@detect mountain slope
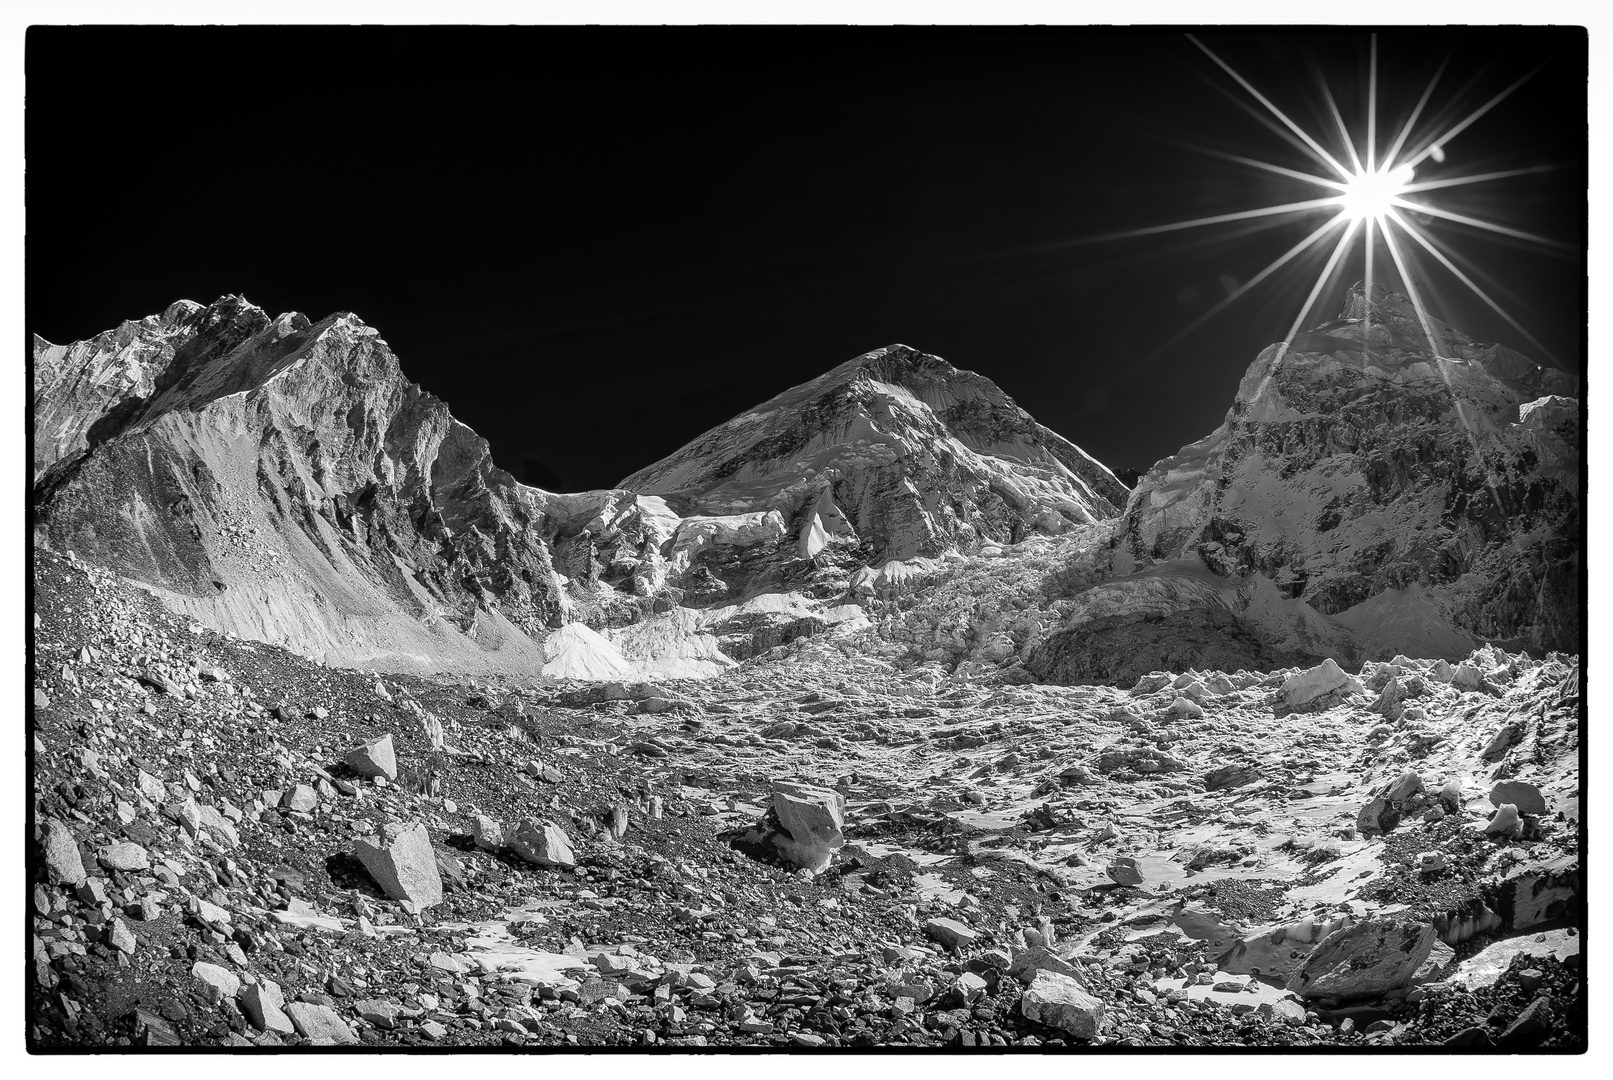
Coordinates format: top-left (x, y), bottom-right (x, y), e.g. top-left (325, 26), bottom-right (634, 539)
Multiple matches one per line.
top-left (32, 297), bottom-right (683, 673)
top-left (620, 344), bottom-right (1128, 564)
top-left (33, 307), bottom-right (1129, 675)
top-left (1032, 285), bottom-right (1579, 682)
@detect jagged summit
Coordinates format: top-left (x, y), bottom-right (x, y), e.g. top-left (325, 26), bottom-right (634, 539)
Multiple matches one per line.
top-left (32, 296), bottom-right (639, 673)
top-left (32, 305), bottom-right (1133, 674)
top-left (1288, 283), bottom-right (1577, 395)
top-left (1029, 286), bottom-right (1582, 682)
top-left (621, 343), bottom-right (1127, 563)
top-left (32, 296), bottom-right (391, 492)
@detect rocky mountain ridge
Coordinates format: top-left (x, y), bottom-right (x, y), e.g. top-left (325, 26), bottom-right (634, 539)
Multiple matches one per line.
top-left (32, 301), bottom-right (1127, 676)
top-left (620, 343), bottom-right (1128, 563)
top-left (1030, 285), bottom-right (1579, 684)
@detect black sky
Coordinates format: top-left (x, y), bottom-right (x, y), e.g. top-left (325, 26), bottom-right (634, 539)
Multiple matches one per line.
top-left (27, 26), bottom-right (1585, 491)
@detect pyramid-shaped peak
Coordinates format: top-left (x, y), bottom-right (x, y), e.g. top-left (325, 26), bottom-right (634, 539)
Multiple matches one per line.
top-left (619, 343), bottom-right (1127, 558)
top-left (813, 343), bottom-right (963, 391)
top-left (1338, 281), bottom-right (1420, 323)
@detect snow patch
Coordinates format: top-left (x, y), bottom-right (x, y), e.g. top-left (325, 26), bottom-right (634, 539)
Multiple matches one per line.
top-left (540, 623), bottom-right (638, 681)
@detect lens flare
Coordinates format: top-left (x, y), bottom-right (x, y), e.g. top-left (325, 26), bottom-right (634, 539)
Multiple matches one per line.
top-left (1093, 33), bottom-right (1572, 375)
top-left (1338, 163), bottom-right (1416, 223)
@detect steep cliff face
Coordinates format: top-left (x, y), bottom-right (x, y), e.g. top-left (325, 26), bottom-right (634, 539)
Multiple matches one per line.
top-left (620, 344), bottom-right (1128, 566)
top-left (35, 299), bottom-right (222, 489)
top-left (32, 297), bottom-right (681, 672)
top-left (1032, 285), bottom-right (1579, 683)
top-left (36, 306), bottom-right (1132, 675)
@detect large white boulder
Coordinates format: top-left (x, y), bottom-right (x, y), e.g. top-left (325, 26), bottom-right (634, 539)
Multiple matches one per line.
top-left (241, 978), bottom-right (295, 1034)
top-left (769, 780), bottom-right (846, 873)
top-left (1021, 969), bottom-right (1106, 1039)
top-left (472, 815), bottom-right (506, 852)
top-left (285, 1001), bottom-right (358, 1045)
top-left (354, 822), bottom-right (443, 910)
top-left (191, 961), bottom-right (241, 1005)
top-left (509, 819), bottom-right (576, 868)
top-left (345, 734), bottom-right (398, 781)
top-left (41, 819), bottom-right (86, 886)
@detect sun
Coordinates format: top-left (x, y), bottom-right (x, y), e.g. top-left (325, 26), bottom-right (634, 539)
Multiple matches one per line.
top-left (1338, 163), bottom-right (1416, 224)
top-left (1084, 33), bottom-right (1570, 371)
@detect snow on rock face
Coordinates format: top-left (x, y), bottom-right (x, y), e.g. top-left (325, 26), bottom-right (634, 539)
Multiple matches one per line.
top-left (668, 510), bottom-right (788, 572)
top-left (31, 297), bottom-right (692, 674)
top-left (32, 298), bottom-right (206, 487)
top-left (540, 623), bottom-right (638, 681)
top-left (34, 311), bottom-right (1133, 676)
top-left (607, 607), bottom-right (737, 680)
top-left (619, 344), bottom-right (1127, 564)
top-left (798, 485), bottom-right (856, 559)
top-left (1113, 284), bottom-right (1578, 660)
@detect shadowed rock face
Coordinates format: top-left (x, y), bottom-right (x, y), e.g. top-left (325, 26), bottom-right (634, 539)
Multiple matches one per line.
top-left (34, 306), bottom-right (1126, 675)
top-left (1098, 285), bottom-right (1578, 665)
top-left (32, 296), bottom-right (677, 673)
top-left (620, 344), bottom-right (1128, 564)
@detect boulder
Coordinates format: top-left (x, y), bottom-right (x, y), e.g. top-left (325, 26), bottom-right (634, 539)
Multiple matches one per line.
top-left (924, 917), bottom-right (978, 951)
top-left (136, 770), bottom-right (167, 802)
top-left (41, 819), bottom-right (86, 886)
top-left (1357, 796), bottom-right (1397, 837)
top-left (241, 978), bottom-right (295, 1034)
top-left (1498, 997), bottom-right (1554, 1046)
top-left (345, 734), bottom-right (398, 782)
top-left (191, 961), bottom-right (241, 1005)
top-left (354, 823), bottom-right (443, 910)
top-left (282, 784), bottom-right (318, 812)
top-left (1489, 781), bottom-right (1547, 817)
top-left (1384, 770), bottom-right (1423, 804)
top-left (1010, 946), bottom-right (1087, 988)
top-left (285, 1001), bottom-right (358, 1045)
top-left (96, 841), bottom-right (149, 872)
top-left (1483, 804), bottom-right (1522, 838)
top-left (509, 819), bottom-right (576, 868)
top-left (1288, 918), bottom-right (1436, 1000)
top-left (107, 918), bottom-right (137, 955)
top-left (769, 780), bottom-right (846, 873)
top-left (471, 815), bottom-right (506, 852)
top-left (196, 804), bottom-right (239, 849)
top-left (1020, 969), bottom-right (1106, 1039)
top-left (1106, 857), bottom-right (1144, 886)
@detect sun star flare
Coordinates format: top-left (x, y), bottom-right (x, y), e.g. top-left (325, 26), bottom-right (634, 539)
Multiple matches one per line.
top-left (1117, 34), bottom-right (1572, 374)
top-left (1338, 163), bottom-right (1416, 224)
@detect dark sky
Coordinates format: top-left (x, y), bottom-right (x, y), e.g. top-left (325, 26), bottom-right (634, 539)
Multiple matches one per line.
top-left (27, 27), bottom-right (1585, 491)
